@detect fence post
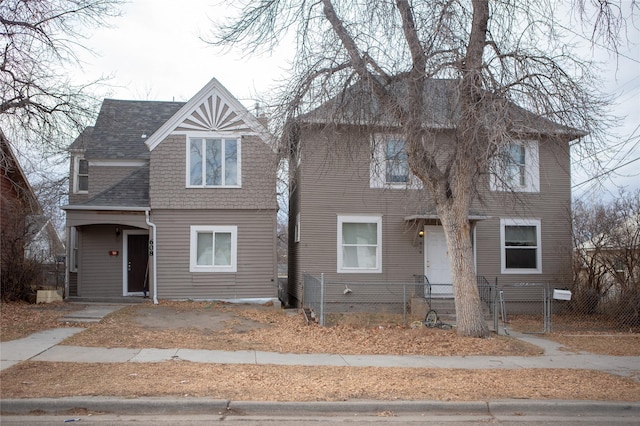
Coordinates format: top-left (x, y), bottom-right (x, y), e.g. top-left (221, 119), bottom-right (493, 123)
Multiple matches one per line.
top-left (403, 284), bottom-right (407, 325)
top-left (493, 277), bottom-right (499, 333)
top-left (320, 273), bottom-right (325, 326)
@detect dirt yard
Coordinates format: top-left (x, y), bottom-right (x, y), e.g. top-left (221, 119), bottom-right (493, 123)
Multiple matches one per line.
top-left (2, 301), bottom-right (639, 402)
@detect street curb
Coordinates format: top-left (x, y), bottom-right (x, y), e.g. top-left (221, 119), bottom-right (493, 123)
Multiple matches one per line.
top-left (2, 398), bottom-right (639, 416)
top-left (487, 400), bottom-right (640, 416)
top-left (228, 400), bottom-right (488, 415)
top-left (0, 397), bottom-right (229, 415)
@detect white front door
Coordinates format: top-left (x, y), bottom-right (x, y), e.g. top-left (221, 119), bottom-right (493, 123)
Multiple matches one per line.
top-left (424, 226), bottom-right (453, 297)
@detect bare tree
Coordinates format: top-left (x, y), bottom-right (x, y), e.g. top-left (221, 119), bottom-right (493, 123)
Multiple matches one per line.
top-left (213, 0), bottom-right (635, 336)
top-left (0, 0), bottom-right (123, 154)
top-left (573, 191), bottom-right (640, 325)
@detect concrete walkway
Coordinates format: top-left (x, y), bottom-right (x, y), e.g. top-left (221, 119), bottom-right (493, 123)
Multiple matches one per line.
top-left (0, 303), bottom-right (637, 380)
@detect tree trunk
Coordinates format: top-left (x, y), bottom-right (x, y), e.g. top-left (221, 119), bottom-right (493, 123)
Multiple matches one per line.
top-left (438, 206), bottom-right (490, 337)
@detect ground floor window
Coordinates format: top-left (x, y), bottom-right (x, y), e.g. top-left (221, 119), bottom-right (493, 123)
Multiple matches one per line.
top-left (337, 215), bottom-right (382, 273)
top-left (189, 225), bottom-right (237, 272)
top-left (500, 218), bottom-right (541, 274)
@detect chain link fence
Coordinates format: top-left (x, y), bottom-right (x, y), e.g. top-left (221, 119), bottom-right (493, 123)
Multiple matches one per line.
top-left (302, 273), bottom-right (639, 333)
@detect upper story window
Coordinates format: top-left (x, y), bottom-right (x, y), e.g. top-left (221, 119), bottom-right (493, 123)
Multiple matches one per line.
top-left (73, 157), bottom-right (88, 194)
top-left (370, 135), bottom-right (419, 189)
top-left (187, 137), bottom-right (241, 188)
top-left (500, 218), bottom-right (542, 274)
top-left (491, 140), bottom-right (539, 193)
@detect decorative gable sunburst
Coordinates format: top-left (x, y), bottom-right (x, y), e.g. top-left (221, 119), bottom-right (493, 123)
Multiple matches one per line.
top-left (145, 77), bottom-right (273, 152)
top-left (175, 94), bottom-right (251, 133)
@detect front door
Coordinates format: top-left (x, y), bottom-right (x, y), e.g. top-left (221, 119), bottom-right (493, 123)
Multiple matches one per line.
top-left (424, 226), bottom-right (453, 297)
top-left (126, 234), bottom-right (149, 294)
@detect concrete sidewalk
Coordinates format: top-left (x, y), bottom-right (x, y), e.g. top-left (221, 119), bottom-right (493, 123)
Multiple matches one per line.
top-left (1, 325), bottom-right (638, 379)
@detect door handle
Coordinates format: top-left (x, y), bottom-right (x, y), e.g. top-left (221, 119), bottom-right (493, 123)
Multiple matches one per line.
top-left (128, 261), bottom-right (132, 272)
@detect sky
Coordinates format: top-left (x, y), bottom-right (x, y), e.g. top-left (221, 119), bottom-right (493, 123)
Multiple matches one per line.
top-left (68, 0), bottom-right (639, 201)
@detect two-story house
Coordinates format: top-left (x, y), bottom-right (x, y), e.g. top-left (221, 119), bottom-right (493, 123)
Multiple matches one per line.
top-left (286, 78), bottom-right (581, 310)
top-left (63, 78), bottom-right (278, 303)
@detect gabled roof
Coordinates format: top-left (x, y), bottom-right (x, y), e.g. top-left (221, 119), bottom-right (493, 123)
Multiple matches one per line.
top-left (1, 129), bottom-right (41, 213)
top-left (81, 99), bottom-right (185, 159)
top-left (300, 78), bottom-right (585, 140)
top-left (145, 77), bottom-right (273, 151)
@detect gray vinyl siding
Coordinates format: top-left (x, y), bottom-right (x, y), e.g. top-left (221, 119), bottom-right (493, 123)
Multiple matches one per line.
top-left (153, 209), bottom-right (277, 300)
top-left (150, 134), bottom-right (276, 210)
top-left (292, 126), bottom-right (572, 305)
top-left (474, 136), bottom-right (573, 292)
top-left (292, 127), bottom-right (427, 305)
top-left (76, 225), bottom-right (129, 297)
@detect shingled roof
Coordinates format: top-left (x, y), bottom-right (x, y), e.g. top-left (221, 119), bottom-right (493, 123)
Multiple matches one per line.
top-left (80, 164), bottom-right (150, 208)
top-left (78, 99), bottom-right (185, 160)
top-left (300, 78), bottom-right (584, 139)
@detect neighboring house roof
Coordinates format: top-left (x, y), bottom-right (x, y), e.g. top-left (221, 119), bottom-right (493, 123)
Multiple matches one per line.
top-left (1, 129), bottom-right (64, 256)
top-left (299, 78), bottom-right (585, 139)
top-left (79, 164), bottom-right (150, 208)
top-left (1, 129), bottom-right (40, 213)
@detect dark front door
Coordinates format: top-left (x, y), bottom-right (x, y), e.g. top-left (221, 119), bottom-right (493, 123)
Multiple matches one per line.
top-left (127, 234), bottom-right (149, 293)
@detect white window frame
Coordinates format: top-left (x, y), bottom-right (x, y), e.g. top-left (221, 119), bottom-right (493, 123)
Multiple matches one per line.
top-left (490, 140), bottom-right (539, 193)
top-left (337, 215), bottom-right (382, 273)
top-left (186, 134), bottom-right (242, 188)
top-left (73, 156), bottom-right (89, 194)
top-left (189, 225), bottom-right (238, 273)
top-left (69, 226), bottom-right (78, 272)
top-left (500, 218), bottom-right (542, 274)
top-left (370, 134), bottom-right (420, 189)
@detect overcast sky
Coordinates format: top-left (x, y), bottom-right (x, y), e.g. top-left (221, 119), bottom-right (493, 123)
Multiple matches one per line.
top-left (70, 0), bottom-right (639, 200)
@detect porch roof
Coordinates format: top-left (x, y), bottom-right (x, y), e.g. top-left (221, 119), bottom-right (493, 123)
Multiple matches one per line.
top-left (404, 213), bottom-right (492, 222)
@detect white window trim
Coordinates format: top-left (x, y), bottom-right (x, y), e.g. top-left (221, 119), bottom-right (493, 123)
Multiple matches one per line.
top-left (189, 225), bottom-right (238, 273)
top-left (337, 215), bottom-right (382, 273)
top-left (73, 156), bottom-right (88, 194)
top-left (370, 134), bottom-right (421, 189)
top-left (185, 134), bottom-right (242, 188)
top-left (490, 140), bottom-right (539, 193)
top-left (500, 218), bottom-right (542, 274)
top-left (69, 226), bottom-right (78, 272)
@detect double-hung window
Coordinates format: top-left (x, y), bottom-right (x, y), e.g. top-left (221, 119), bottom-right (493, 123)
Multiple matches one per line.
top-left (370, 135), bottom-right (415, 188)
top-left (74, 157), bottom-right (88, 193)
top-left (337, 215), bottom-right (382, 273)
top-left (491, 140), bottom-right (539, 192)
top-left (190, 225), bottom-right (237, 273)
top-left (500, 218), bottom-right (542, 274)
top-left (188, 137), bottom-right (240, 187)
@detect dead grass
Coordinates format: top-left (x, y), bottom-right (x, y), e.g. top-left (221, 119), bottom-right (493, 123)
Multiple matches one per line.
top-left (507, 314), bottom-right (640, 356)
top-left (2, 362), bottom-right (638, 401)
top-left (546, 333), bottom-right (640, 356)
top-left (0, 302), bottom-right (87, 341)
top-left (60, 302), bottom-right (542, 356)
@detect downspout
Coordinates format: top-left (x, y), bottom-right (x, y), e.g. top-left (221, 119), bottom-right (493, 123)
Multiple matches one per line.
top-left (145, 210), bottom-right (158, 305)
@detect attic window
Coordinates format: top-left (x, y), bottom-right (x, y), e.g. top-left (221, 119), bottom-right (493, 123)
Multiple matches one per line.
top-left (187, 137), bottom-right (241, 188)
